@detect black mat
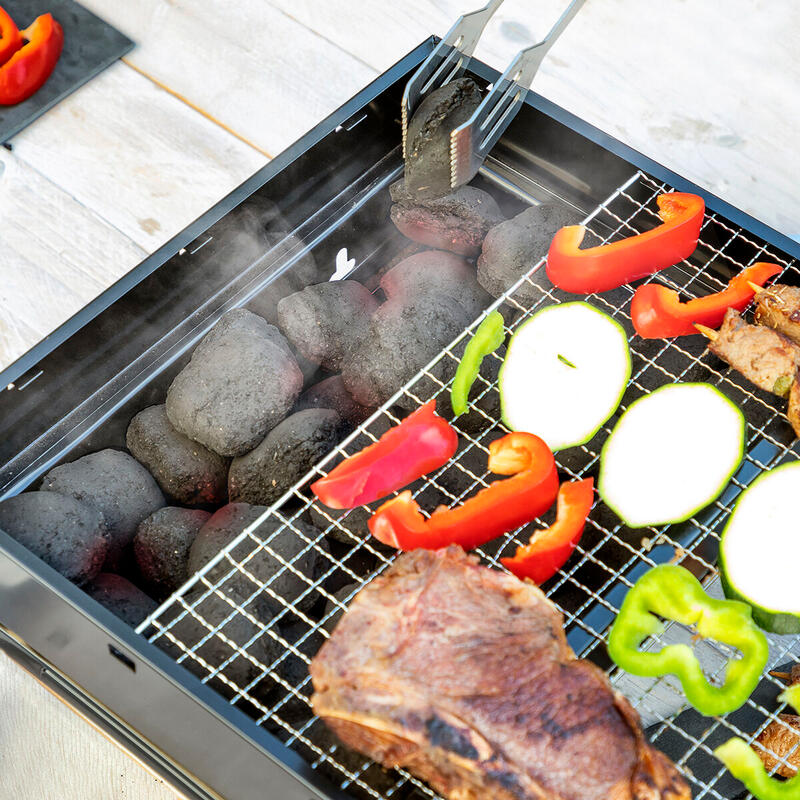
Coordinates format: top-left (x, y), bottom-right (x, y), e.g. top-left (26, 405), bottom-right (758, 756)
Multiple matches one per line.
top-left (0, 0), bottom-right (133, 142)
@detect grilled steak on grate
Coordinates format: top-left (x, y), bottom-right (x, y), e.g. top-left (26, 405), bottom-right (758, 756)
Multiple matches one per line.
top-left (311, 547), bottom-right (689, 800)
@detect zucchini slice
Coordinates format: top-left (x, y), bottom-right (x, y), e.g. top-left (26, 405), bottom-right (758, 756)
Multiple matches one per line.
top-left (499, 302), bottom-right (631, 450)
top-left (599, 383), bottom-right (745, 528)
top-left (720, 462), bottom-right (800, 634)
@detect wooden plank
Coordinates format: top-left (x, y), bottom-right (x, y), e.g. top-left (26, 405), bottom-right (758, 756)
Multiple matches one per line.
top-left (264, 0), bottom-right (800, 240)
top-left (78, 0), bottom-right (377, 157)
top-left (0, 654), bottom-right (177, 800)
top-left (0, 146), bottom-right (146, 371)
top-left (10, 62), bottom-right (267, 253)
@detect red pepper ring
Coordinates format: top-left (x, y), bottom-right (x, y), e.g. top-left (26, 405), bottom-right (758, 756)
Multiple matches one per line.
top-left (311, 400), bottom-right (458, 510)
top-left (546, 193), bottom-right (705, 294)
top-left (368, 432), bottom-right (559, 551)
top-left (501, 477), bottom-right (594, 584)
top-left (0, 6), bottom-right (22, 67)
top-left (631, 262), bottom-right (782, 339)
top-left (0, 13), bottom-right (63, 106)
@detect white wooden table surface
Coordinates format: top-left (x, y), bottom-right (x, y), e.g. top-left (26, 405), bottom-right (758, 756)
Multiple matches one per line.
top-left (0, 0), bottom-right (796, 796)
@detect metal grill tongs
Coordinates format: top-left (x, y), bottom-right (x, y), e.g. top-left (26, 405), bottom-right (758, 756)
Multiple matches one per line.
top-left (401, 0), bottom-right (587, 189)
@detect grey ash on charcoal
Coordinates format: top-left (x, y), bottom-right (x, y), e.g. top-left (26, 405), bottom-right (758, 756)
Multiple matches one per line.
top-left (390, 180), bottom-right (504, 257)
top-left (166, 309), bottom-right (303, 457)
top-left (229, 409), bottom-right (342, 506)
top-left (134, 507), bottom-right (211, 598)
top-left (0, 492), bottom-right (107, 585)
top-left (277, 281), bottom-right (378, 372)
top-left (85, 573), bottom-right (158, 627)
top-left (40, 449), bottom-right (164, 569)
top-left (294, 375), bottom-right (373, 427)
top-left (127, 404), bottom-right (229, 507)
top-left (188, 503), bottom-right (328, 616)
top-left (477, 202), bottom-right (583, 305)
top-left (403, 78), bottom-right (483, 200)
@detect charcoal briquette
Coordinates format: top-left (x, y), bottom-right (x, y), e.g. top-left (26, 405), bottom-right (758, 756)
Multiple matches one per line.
top-left (40, 449), bottom-right (165, 568)
top-left (127, 404), bottom-right (229, 507)
top-left (277, 281), bottom-right (378, 372)
top-left (341, 292), bottom-right (467, 409)
top-left (477, 202), bottom-right (583, 305)
top-left (0, 491), bottom-right (107, 585)
top-left (134, 506), bottom-right (211, 598)
top-left (390, 181), bottom-right (504, 257)
top-left (380, 249), bottom-right (493, 321)
top-left (294, 375), bottom-right (373, 427)
top-left (228, 409), bottom-right (342, 506)
top-left (188, 503), bottom-right (327, 616)
top-left (165, 309), bottom-right (303, 457)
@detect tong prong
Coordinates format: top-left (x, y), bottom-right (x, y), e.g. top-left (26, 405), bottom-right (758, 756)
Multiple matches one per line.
top-left (450, 0), bottom-right (587, 188)
top-left (402, 0), bottom-right (505, 159)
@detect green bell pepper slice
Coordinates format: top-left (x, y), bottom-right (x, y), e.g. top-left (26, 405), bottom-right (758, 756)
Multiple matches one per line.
top-left (715, 685), bottom-right (800, 799)
top-left (608, 564), bottom-right (768, 716)
top-left (450, 311), bottom-right (505, 416)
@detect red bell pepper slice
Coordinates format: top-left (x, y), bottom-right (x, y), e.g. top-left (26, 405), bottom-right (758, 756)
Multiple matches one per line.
top-left (630, 262), bottom-right (782, 339)
top-left (546, 193), bottom-right (705, 294)
top-left (0, 7), bottom-right (22, 67)
top-left (0, 13), bottom-right (63, 106)
top-left (311, 400), bottom-right (458, 509)
top-left (368, 432), bottom-right (559, 551)
top-left (500, 477), bottom-right (593, 584)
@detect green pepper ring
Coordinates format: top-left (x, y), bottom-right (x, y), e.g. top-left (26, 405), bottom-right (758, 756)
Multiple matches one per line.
top-left (608, 564), bottom-right (768, 717)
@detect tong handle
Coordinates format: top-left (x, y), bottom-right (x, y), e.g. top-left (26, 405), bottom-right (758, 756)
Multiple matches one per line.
top-left (450, 0), bottom-right (587, 187)
top-left (402, 0), bottom-right (505, 158)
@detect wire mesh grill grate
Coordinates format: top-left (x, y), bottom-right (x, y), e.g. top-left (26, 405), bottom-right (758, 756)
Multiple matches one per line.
top-left (139, 169), bottom-right (800, 800)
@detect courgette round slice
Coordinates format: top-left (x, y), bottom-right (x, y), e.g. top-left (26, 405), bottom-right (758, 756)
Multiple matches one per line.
top-left (599, 383), bottom-right (745, 528)
top-left (499, 302), bottom-right (631, 451)
top-left (719, 461), bottom-right (800, 634)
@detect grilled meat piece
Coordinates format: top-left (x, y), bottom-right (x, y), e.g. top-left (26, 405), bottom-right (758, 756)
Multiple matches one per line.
top-left (755, 283), bottom-right (800, 346)
top-left (754, 714), bottom-right (800, 778)
top-left (311, 547), bottom-right (689, 800)
top-left (708, 308), bottom-right (800, 395)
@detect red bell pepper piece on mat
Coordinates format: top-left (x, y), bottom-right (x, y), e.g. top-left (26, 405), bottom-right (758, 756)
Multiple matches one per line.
top-left (311, 400), bottom-right (458, 510)
top-left (368, 432), bottom-right (559, 551)
top-left (0, 13), bottom-right (63, 106)
top-left (546, 193), bottom-right (705, 294)
top-left (501, 477), bottom-right (593, 584)
top-left (0, 7), bottom-right (22, 67)
top-left (630, 262), bottom-right (781, 339)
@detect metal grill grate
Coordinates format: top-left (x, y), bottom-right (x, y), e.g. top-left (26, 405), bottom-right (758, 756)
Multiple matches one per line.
top-left (138, 169), bottom-right (800, 800)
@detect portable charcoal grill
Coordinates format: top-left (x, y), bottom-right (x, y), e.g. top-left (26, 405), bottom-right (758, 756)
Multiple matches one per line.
top-left (1, 35), bottom-right (800, 800)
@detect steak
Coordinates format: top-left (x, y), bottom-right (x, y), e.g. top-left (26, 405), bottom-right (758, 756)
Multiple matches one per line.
top-left (310, 547), bottom-right (689, 800)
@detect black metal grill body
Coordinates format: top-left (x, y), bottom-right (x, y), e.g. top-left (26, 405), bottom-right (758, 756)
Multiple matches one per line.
top-left (1, 39), bottom-right (799, 800)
